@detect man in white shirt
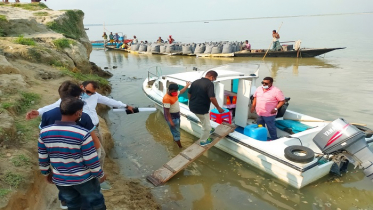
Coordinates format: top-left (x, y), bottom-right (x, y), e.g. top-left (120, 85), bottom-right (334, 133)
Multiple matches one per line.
top-left (26, 80), bottom-right (133, 190)
top-left (132, 35), bottom-right (138, 44)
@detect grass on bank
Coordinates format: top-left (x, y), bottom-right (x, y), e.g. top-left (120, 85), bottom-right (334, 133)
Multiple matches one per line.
top-left (11, 154), bottom-right (30, 167)
top-left (0, 188), bottom-right (11, 198)
top-left (0, 92), bottom-right (41, 114)
top-left (20, 92), bottom-right (40, 113)
top-left (52, 38), bottom-right (76, 50)
top-left (46, 10), bottom-right (84, 40)
top-left (0, 15), bottom-right (6, 21)
top-left (15, 118), bottom-right (40, 142)
top-left (14, 35), bottom-right (35, 46)
top-left (61, 68), bottom-right (109, 87)
top-left (3, 172), bottom-right (24, 188)
top-left (33, 11), bottom-right (49, 16)
top-left (0, 2), bottom-right (48, 11)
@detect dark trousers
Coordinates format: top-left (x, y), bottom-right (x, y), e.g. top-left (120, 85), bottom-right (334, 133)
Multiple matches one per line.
top-left (257, 115), bottom-right (277, 140)
top-left (57, 178), bottom-right (106, 210)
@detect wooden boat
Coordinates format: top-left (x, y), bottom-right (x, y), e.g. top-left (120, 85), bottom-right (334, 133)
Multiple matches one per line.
top-left (106, 45), bottom-right (344, 58)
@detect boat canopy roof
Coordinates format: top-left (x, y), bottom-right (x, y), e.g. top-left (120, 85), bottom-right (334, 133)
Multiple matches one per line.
top-left (165, 65), bottom-right (259, 83)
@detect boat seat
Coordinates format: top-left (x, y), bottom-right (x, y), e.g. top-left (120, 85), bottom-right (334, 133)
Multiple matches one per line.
top-left (276, 97), bottom-right (290, 118)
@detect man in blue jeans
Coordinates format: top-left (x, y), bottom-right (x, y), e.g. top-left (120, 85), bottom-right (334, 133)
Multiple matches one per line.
top-left (163, 83), bottom-right (190, 148)
top-left (250, 76), bottom-right (285, 140)
top-left (38, 97), bottom-right (106, 210)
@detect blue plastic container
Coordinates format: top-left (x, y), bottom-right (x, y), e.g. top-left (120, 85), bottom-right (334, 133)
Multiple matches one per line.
top-left (244, 124), bottom-right (268, 141)
top-left (244, 124), bottom-right (258, 136)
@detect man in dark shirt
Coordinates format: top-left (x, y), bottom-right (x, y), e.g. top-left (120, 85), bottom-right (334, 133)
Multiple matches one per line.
top-left (41, 106), bottom-right (94, 132)
top-left (188, 71), bottom-right (224, 146)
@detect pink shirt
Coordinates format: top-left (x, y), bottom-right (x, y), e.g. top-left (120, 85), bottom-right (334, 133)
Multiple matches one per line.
top-left (254, 86), bottom-right (285, 116)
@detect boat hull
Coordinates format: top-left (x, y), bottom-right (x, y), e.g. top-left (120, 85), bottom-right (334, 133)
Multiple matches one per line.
top-left (106, 46), bottom-right (344, 58)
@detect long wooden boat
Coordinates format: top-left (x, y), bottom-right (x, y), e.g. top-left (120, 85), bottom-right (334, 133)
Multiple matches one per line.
top-left (105, 46), bottom-right (345, 58)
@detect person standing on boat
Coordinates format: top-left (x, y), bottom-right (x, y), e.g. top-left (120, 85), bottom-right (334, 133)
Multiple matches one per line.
top-left (132, 35), bottom-right (138, 44)
top-left (157, 37), bottom-right (164, 43)
top-left (163, 83), bottom-right (190, 148)
top-left (168, 35), bottom-right (175, 44)
top-left (102, 32), bottom-right (108, 45)
top-left (188, 71), bottom-right (224, 146)
top-left (109, 32), bottom-right (114, 44)
top-left (114, 33), bottom-right (119, 44)
top-left (272, 30), bottom-right (281, 51)
top-left (250, 77), bottom-right (285, 140)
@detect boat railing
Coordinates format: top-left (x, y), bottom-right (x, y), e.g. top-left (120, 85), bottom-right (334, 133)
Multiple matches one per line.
top-left (147, 66), bottom-right (162, 86)
top-left (201, 64), bottom-right (260, 78)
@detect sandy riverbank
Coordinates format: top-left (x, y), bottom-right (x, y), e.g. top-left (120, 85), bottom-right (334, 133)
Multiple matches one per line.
top-left (0, 3), bottom-right (159, 210)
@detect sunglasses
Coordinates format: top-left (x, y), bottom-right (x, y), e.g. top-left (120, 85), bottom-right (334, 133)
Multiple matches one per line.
top-left (261, 81), bottom-right (269, 85)
top-left (85, 89), bottom-right (96, 95)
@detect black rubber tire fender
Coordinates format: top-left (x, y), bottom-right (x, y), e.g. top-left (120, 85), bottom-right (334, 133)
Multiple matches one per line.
top-left (352, 124), bottom-right (373, 138)
top-left (284, 145), bottom-right (315, 163)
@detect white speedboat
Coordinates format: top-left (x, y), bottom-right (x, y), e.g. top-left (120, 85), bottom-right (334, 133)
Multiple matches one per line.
top-left (142, 65), bottom-right (373, 189)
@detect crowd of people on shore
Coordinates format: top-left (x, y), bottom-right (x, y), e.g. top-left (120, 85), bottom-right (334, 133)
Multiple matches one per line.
top-left (27, 80), bottom-right (133, 210)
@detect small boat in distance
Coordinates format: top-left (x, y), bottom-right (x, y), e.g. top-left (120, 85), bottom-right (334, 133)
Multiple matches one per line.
top-left (142, 65), bottom-right (373, 188)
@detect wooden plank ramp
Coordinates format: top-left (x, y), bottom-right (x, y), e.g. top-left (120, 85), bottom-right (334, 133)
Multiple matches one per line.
top-left (146, 122), bottom-right (236, 186)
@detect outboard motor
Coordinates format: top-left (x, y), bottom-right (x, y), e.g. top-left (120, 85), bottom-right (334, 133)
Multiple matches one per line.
top-left (313, 118), bottom-right (373, 182)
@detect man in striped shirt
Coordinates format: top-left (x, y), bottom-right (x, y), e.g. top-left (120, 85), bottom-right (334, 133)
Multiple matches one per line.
top-left (38, 97), bottom-right (106, 210)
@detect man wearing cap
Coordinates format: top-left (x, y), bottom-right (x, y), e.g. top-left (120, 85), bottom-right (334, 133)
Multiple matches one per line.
top-left (250, 76), bottom-right (285, 140)
top-left (163, 82), bottom-right (190, 148)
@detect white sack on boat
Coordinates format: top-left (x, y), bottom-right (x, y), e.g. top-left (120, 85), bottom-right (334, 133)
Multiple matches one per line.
top-left (131, 44), bottom-right (140, 51)
top-left (211, 44), bottom-right (223, 54)
top-left (222, 43), bottom-right (233, 53)
top-left (204, 44), bottom-right (213, 54)
top-left (194, 43), bottom-right (205, 54)
top-left (160, 45), bottom-right (166, 53)
top-left (182, 44), bottom-right (193, 54)
top-left (139, 44), bottom-right (147, 52)
top-left (151, 43), bottom-right (160, 53)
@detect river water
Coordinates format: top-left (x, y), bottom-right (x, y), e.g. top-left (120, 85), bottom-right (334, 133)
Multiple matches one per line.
top-left (84, 14), bottom-right (373, 210)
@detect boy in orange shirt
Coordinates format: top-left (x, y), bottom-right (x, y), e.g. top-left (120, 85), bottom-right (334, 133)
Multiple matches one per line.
top-left (163, 83), bottom-right (190, 148)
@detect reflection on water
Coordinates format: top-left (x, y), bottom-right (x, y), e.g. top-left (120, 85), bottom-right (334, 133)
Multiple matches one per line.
top-left (90, 50), bottom-right (373, 210)
top-left (102, 50), bottom-right (338, 80)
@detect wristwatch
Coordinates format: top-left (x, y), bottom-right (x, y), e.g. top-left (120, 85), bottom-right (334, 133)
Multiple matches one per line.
top-left (274, 108), bottom-right (278, 111)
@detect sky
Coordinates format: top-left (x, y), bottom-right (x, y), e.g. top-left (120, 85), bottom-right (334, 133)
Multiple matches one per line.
top-left (41, 0), bottom-right (373, 25)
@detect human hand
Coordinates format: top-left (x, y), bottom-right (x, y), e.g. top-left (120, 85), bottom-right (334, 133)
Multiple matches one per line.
top-left (217, 107), bottom-right (225, 113)
top-left (46, 173), bottom-right (53, 184)
top-left (26, 110), bottom-right (39, 120)
top-left (126, 106), bottom-right (134, 113)
top-left (99, 174), bottom-right (107, 183)
top-left (250, 106), bottom-right (255, 113)
top-left (185, 81), bottom-right (191, 87)
top-left (271, 108), bottom-right (277, 114)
